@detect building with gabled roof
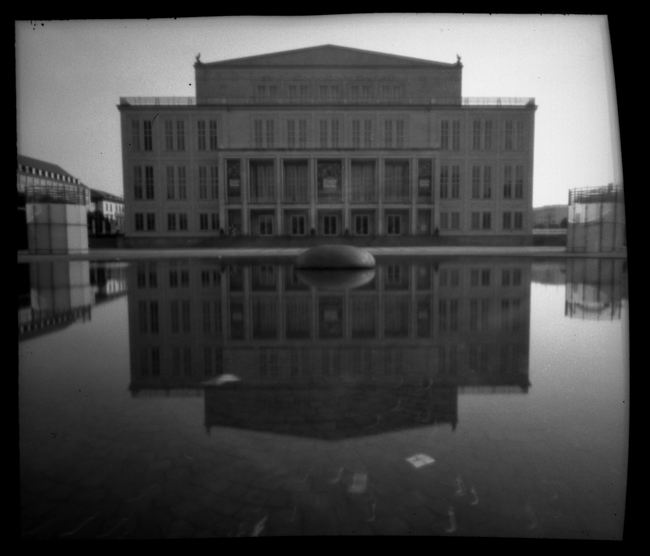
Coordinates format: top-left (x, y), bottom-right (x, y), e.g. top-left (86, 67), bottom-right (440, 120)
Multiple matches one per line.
top-left (118, 44), bottom-right (536, 246)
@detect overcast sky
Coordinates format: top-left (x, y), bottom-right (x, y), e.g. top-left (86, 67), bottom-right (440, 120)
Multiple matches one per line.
top-left (15, 14), bottom-right (621, 207)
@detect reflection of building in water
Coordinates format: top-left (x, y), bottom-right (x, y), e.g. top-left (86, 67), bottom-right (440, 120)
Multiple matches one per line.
top-left (18, 261), bottom-right (93, 340)
top-left (531, 260), bottom-right (566, 285)
top-left (567, 185), bottom-right (625, 253)
top-left (90, 262), bottom-right (129, 304)
top-left (565, 258), bottom-right (628, 320)
top-left (127, 259), bottom-right (531, 438)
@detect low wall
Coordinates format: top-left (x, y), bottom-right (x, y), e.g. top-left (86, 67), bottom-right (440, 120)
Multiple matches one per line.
top-left (118, 234), bottom-right (534, 250)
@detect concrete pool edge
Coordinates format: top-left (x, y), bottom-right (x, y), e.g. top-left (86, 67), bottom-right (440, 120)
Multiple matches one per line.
top-left (17, 246), bottom-right (627, 263)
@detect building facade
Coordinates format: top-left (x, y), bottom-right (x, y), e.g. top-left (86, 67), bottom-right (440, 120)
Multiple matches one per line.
top-left (118, 45), bottom-right (536, 245)
top-left (567, 184), bottom-right (626, 253)
top-left (89, 189), bottom-right (125, 235)
top-left (17, 154), bottom-right (91, 254)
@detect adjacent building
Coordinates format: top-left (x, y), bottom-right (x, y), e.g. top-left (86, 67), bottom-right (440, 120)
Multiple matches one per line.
top-left (17, 154), bottom-right (91, 254)
top-left (89, 189), bottom-right (125, 235)
top-left (567, 184), bottom-right (625, 253)
top-left (118, 45), bottom-right (536, 246)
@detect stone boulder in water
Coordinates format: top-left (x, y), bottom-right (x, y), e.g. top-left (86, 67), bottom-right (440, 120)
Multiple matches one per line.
top-left (295, 245), bottom-right (375, 270)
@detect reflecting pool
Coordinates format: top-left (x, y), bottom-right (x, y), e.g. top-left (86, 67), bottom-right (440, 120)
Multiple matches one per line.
top-left (18, 256), bottom-right (628, 538)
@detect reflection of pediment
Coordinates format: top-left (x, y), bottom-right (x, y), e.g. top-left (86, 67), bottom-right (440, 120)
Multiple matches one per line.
top-left (203, 380), bottom-right (458, 440)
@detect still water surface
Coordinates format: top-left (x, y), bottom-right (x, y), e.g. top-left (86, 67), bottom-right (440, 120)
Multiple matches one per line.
top-left (18, 257), bottom-right (628, 539)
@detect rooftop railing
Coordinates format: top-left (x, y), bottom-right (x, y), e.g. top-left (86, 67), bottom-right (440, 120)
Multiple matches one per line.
top-left (119, 96), bottom-right (535, 107)
top-left (26, 182), bottom-right (89, 206)
top-left (569, 185), bottom-right (624, 205)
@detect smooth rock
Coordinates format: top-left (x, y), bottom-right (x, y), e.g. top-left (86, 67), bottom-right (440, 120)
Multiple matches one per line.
top-left (295, 245), bottom-right (375, 269)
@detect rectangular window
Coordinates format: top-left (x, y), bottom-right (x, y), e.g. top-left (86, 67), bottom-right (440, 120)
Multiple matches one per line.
top-left (165, 121), bottom-right (174, 151)
top-left (504, 166), bottom-right (513, 199)
top-left (178, 167), bottom-right (187, 200)
top-left (514, 212), bottom-right (523, 229)
top-left (516, 120), bottom-right (525, 151)
top-left (211, 213), bottom-right (219, 230)
top-left (505, 121), bottom-right (514, 151)
top-left (179, 213), bottom-right (188, 231)
top-left (385, 161), bottom-right (409, 202)
top-left (482, 212), bottom-right (492, 230)
top-left (288, 85), bottom-right (297, 98)
top-left (323, 215), bottom-right (338, 235)
top-left (363, 120), bottom-right (372, 148)
top-left (166, 166), bottom-right (175, 200)
top-left (515, 165), bottom-right (524, 199)
top-left (283, 161), bottom-right (309, 203)
top-left (441, 120), bottom-right (449, 150)
top-left (266, 120), bottom-right (274, 148)
top-left (452, 120), bottom-right (460, 150)
top-left (210, 166), bottom-right (218, 199)
top-left (483, 166), bottom-right (492, 199)
top-left (387, 215), bottom-right (401, 235)
top-left (176, 121), bottom-right (185, 151)
top-left (168, 213), bottom-right (177, 231)
top-left (143, 120), bottom-right (152, 151)
top-left (472, 121), bottom-right (481, 150)
top-left (440, 165), bottom-right (448, 199)
top-left (320, 120), bottom-right (328, 148)
top-left (135, 213), bottom-right (144, 231)
top-left (484, 120), bottom-right (493, 150)
top-left (209, 120), bottom-right (218, 150)
top-left (198, 120), bottom-right (206, 151)
top-left (451, 165), bottom-right (460, 199)
top-left (198, 166), bottom-right (207, 200)
top-left (331, 120), bottom-right (340, 148)
top-left (132, 121), bottom-right (140, 151)
top-left (352, 120), bottom-right (361, 148)
top-left (250, 161), bottom-right (275, 202)
top-left (254, 120), bottom-right (263, 148)
top-left (134, 167), bottom-right (143, 200)
top-left (200, 213), bottom-right (208, 230)
top-left (396, 120), bottom-right (404, 148)
top-left (351, 161), bottom-right (375, 202)
top-left (259, 215), bottom-right (274, 236)
top-left (354, 215), bottom-right (369, 235)
top-left (146, 213), bottom-right (155, 231)
top-left (290, 215), bottom-right (305, 235)
top-left (298, 120), bottom-right (307, 148)
top-left (145, 166), bottom-right (154, 200)
top-left (385, 120), bottom-right (393, 148)
top-left (503, 211), bottom-right (512, 230)
top-left (287, 120), bottom-right (296, 149)
top-left (472, 166), bottom-right (481, 199)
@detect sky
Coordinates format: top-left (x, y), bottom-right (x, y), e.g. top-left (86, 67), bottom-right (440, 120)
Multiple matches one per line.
top-left (15, 14), bottom-right (621, 207)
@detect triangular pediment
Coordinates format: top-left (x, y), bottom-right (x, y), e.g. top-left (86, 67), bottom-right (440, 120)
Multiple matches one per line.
top-left (200, 44), bottom-right (455, 68)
